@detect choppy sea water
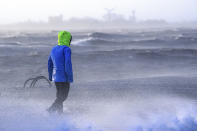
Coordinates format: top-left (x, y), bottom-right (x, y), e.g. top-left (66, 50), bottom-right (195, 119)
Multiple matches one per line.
top-left (1, 29), bottom-right (197, 131)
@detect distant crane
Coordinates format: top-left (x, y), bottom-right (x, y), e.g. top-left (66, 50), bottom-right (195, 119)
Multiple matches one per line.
top-left (132, 10), bottom-right (136, 21)
top-left (129, 10), bottom-right (136, 22)
top-left (104, 8), bottom-right (114, 22)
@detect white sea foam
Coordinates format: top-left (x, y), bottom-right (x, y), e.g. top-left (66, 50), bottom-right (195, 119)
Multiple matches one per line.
top-left (0, 94), bottom-right (197, 131)
top-left (72, 37), bottom-right (94, 46)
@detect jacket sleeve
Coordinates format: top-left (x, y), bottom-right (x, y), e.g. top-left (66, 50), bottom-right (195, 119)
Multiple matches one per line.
top-left (64, 48), bottom-right (73, 82)
top-left (48, 55), bottom-right (53, 81)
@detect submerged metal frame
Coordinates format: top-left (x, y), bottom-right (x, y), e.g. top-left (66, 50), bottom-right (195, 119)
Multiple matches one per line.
top-left (24, 76), bottom-right (52, 88)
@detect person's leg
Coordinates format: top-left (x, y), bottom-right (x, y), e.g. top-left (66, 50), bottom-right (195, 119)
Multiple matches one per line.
top-left (56, 82), bottom-right (70, 113)
top-left (57, 83), bottom-right (70, 102)
top-left (48, 82), bottom-right (70, 113)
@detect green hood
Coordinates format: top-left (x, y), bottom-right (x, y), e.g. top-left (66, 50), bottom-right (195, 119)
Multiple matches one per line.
top-left (58, 31), bottom-right (72, 47)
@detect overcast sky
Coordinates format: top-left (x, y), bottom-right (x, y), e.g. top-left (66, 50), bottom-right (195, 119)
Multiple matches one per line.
top-left (0, 0), bottom-right (197, 24)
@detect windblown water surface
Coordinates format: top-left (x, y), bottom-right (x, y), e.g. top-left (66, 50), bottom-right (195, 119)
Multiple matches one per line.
top-left (1, 29), bottom-right (197, 131)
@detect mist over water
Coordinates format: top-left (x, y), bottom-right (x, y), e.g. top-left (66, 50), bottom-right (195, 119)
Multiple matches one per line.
top-left (1, 29), bottom-right (197, 130)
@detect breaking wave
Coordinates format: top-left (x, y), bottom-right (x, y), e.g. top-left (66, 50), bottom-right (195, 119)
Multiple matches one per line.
top-left (72, 37), bottom-right (167, 46)
top-left (0, 42), bottom-right (22, 46)
top-left (71, 31), bottom-right (197, 47)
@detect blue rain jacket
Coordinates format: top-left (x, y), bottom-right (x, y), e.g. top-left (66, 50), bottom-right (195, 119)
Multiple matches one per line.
top-left (48, 31), bottom-right (73, 82)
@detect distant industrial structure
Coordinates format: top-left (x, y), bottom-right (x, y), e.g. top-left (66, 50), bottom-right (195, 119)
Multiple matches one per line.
top-left (103, 8), bottom-right (136, 23)
top-left (3, 9), bottom-right (193, 31)
top-left (48, 15), bottom-right (64, 25)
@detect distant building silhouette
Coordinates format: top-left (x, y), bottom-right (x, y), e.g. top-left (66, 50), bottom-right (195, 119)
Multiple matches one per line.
top-left (103, 8), bottom-right (128, 24)
top-left (48, 15), bottom-right (64, 25)
top-left (103, 8), bottom-right (114, 22)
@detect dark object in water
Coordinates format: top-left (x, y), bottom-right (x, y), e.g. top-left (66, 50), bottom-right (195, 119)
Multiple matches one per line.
top-left (24, 76), bottom-right (52, 88)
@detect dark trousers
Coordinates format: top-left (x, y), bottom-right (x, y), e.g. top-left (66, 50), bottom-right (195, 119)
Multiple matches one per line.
top-left (49, 82), bottom-right (70, 113)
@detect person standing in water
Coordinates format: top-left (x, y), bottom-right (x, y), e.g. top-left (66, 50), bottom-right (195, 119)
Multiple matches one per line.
top-left (47, 31), bottom-right (73, 114)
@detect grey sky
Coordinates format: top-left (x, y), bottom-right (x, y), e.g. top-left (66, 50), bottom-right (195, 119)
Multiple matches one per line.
top-left (0, 0), bottom-right (197, 24)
